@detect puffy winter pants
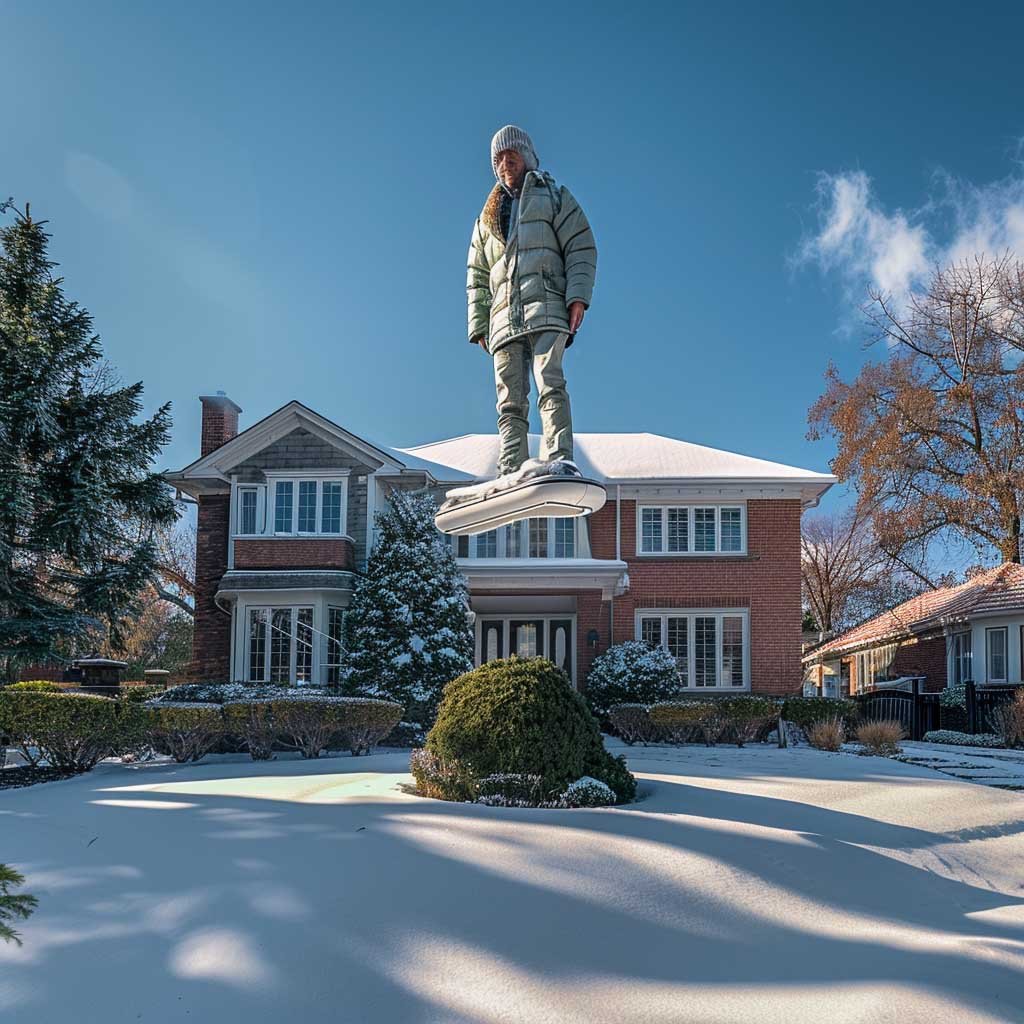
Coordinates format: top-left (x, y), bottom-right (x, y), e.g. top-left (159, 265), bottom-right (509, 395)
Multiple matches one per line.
top-left (493, 330), bottom-right (573, 476)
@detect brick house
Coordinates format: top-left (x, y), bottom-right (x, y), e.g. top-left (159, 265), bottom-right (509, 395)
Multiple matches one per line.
top-left (165, 395), bottom-right (835, 694)
top-left (801, 563), bottom-right (1024, 696)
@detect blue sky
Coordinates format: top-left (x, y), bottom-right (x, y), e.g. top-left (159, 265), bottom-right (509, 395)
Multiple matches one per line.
top-left (3, 1), bottom-right (1024, 534)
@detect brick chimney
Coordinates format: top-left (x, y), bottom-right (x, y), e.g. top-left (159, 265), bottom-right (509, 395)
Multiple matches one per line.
top-left (199, 392), bottom-right (242, 457)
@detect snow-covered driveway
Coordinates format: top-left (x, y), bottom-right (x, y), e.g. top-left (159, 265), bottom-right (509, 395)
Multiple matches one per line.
top-left (3, 742), bottom-right (1024, 1023)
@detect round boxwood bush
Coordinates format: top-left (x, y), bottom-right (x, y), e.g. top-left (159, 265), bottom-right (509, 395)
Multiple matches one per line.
top-left (417, 656), bottom-right (636, 805)
top-left (585, 640), bottom-right (682, 726)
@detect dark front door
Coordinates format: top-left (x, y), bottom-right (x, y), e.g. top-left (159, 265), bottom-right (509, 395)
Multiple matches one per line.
top-left (479, 620), bottom-right (506, 665)
top-left (549, 619), bottom-right (573, 680)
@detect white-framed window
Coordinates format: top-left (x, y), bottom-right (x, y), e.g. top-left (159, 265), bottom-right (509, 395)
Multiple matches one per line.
top-left (986, 626), bottom-right (1008, 683)
top-left (248, 605), bottom-right (315, 683)
top-left (258, 474), bottom-right (349, 537)
top-left (637, 505), bottom-right (746, 555)
top-left (238, 487), bottom-right (259, 535)
top-left (636, 608), bottom-right (749, 689)
top-left (949, 630), bottom-right (972, 686)
top-left (453, 518), bottom-right (579, 560)
top-left (325, 606), bottom-right (345, 685)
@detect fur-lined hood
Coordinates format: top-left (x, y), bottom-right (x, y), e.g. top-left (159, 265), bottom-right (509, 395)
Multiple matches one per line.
top-left (480, 171), bottom-right (556, 241)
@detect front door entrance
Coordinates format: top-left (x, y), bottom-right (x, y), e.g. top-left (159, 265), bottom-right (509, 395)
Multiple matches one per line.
top-left (477, 616), bottom-right (576, 684)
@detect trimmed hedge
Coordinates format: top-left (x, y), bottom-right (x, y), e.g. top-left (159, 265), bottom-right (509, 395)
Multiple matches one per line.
top-left (608, 704), bottom-right (663, 745)
top-left (417, 657), bottom-right (635, 805)
top-left (585, 641), bottom-right (682, 724)
top-left (263, 696), bottom-right (402, 758)
top-left (143, 703), bottom-right (224, 763)
top-left (780, 696), bottom-right (859, 731)
top-left (4, 681), bottom-right (64, 693)
top-left (649, 701), bottom-right (721, 745)
top-left (222, 700), bottom-right (277, 760)
top-left (0, 691), bottom-right (134, 771)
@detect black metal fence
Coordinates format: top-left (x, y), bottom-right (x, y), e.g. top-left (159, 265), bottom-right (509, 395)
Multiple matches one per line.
top-left (855, 680), bottom-right (1024, 739)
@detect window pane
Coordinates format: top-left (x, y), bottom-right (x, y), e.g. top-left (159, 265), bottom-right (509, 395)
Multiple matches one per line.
top-left (248, 608), bottom-right (267, 682)
top-left (326, 607), bottom-right (344, 684)
top-left (694, 616), bottom-right (717, 686)
top-left (504, 523), bottom-right (524, 558)
top-left (667, 508), bottom-right (688, 552)
top-left (694, 508), bottom-right (716, 552)
top-left (274, 481), bottom-right (293, 533)
top-left (476, 529), bottom-right (497, 557)
top-left (952, 631), bottom-right (972, 686)
top-left (554, 518), bottom-right (575, 557)
top-left (641, 508), bottom-right (662, 552)
top-left (529, 518), bottom-right (548, 558)
top-left (722, 615), bottom-right (744, 686)
top-left (720, 508), bottom-right (742, 552)
top-left (515, 623), bottom-right (538, 657)
top-left (455, 535), bottom-right (469, 558)
top-left (667, 616), bottom-right (688, 685)
top-left (298, 481), bottom-right (317, 532)
top-left (321, 482), bottom-right (343, 534)
top-left (640, 616), bottom-right (661, 647)
top-left (987, 628), bottom-right (1007, 681)
top-left (239, 489), bottom-right (257, 534)
top-left (270, 608), bottom-right (292, 682)
top-left (295, 607), bottom-right (313, 683)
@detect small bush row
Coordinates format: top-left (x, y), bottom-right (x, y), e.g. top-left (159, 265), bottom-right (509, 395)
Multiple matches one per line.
top-left (922, 730), bottom-right (1004, 747)
top-left (0, 691), bottom-right (402, 770)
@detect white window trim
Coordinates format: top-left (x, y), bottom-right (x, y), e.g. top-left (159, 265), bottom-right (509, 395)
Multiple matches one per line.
top-left (455, 517), bottom-right (579, 560)
top-left (232, 469), bottom-right (351, 539)
top-left (636, 503), bottom-right (747, 557)
top-left (474, 614), bottom-right (577, 685)
top-left (635, 607), bottom-right (750, 691)
top-left (245, 604), bottom-right (316, 684)
top-left (986, 626), bottom-right (1008, 683)
top-left (947, 629), bottom-right (973, 687)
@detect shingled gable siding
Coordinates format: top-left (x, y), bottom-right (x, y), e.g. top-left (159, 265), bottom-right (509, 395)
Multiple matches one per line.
top-left (192, 493), bottom-right (232, 681)
top-left (588, 498), bottom-right (803, 695)
top-left (233, 427), bottom-right (373, 567)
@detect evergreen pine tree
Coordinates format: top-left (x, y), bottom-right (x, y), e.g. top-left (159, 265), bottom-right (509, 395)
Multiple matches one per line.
top-left (342, 490), bottom-right (474, 724)
top-left (0, 864), bottom-right (37, 945)
top-left (0, 201), bottom-right (176, 681)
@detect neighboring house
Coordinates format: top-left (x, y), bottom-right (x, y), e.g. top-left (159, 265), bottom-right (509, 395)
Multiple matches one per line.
top-left (802, 563), bottom-right (1024, 695)
top-left (165, 395), bottom-right (835, 693)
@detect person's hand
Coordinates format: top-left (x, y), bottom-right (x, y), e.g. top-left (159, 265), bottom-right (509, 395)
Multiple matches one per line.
top-left (568, 301), bottom-right (586, 334)
top-left (474, 335), bottom-right (489, 353)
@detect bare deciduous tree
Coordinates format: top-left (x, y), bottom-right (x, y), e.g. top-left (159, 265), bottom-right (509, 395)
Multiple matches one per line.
top-left (809, 253), bottom-right (1024, 570)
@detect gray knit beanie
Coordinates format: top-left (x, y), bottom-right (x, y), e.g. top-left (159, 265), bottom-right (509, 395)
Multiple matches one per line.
top-left (491, 125), bottom-right (539, 180)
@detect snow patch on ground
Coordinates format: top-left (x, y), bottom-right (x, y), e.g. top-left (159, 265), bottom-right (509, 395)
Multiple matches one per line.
top-left (2, 741), bottom-right (1024, 1021)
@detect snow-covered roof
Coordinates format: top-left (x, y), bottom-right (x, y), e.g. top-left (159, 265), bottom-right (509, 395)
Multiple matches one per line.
top-left (399, 433), bottom-right (836, 488)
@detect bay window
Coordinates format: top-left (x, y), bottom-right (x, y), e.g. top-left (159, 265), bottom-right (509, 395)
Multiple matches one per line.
top-left (247, 605), bottom-right (315, 683)
top-left (257, 474), bottom-right (348, 537)
top-left (637, 505), bottom-right (746, 555)
top-left (637, 609), bottom-right (749, 689)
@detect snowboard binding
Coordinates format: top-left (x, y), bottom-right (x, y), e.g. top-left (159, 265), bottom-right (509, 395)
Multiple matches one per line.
top-left (434, 458), bottom-right (607, 536)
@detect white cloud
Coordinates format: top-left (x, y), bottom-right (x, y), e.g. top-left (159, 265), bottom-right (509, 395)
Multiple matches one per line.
top-left (799, 150), bottom-right (1024, 311)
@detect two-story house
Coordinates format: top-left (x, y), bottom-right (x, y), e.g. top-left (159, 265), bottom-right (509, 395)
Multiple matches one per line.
top-left (165, 395), bottom-right (835, 694)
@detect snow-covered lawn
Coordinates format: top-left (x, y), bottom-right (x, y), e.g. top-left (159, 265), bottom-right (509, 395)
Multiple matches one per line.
top-left (3, 741), bottom-right (1024, 1023)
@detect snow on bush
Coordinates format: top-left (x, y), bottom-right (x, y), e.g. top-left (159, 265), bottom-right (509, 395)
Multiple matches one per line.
top-left (585, 640), bottom-right (682, 725)
top-left (558, 776), bottom-right (616, 808)
top-left (154, 683), bottom-right (324, 704)
top-left (922, 729), bottom-right (1004, 747)
top-left (341, 491), bottom-right (473, 725)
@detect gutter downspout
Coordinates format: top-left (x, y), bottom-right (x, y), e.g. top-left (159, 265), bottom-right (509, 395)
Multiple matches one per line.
top-left (610, 484), bottom-right (622, 648)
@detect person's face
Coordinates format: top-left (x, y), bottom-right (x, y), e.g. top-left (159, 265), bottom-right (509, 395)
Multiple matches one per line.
top-left (496, 148), bottom-right (526, 191)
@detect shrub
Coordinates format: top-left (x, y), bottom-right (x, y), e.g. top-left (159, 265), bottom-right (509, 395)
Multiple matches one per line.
top-left (585, 641), bottom-right (682, 725)
top-left (716, 696), bottom-right (779, 747)
top-left (608, 704), bottom-right (663, 745)
top-left (5, 680), bottom-right (63, 692)
top-left (856, 719), bottom-right (904, 757)
top-left (143, 702), bottom-right (224, 763)
top-left (222, 700), bottom-right (278, 760)
top-left (0, 864), bottom-right (37, 946)
top-left (990, 690), bottom-right (1024, 749)
top-left (268, 695), bottom-right (402, 758)
top-left (0, 691), bottom-right (130, 771)
top-left (117, 685), bottom-right (167, 704)
top-left (558, 776), bottom-right (617, 808)
top-left (421, 657), bottom-right (635, 805)
top-left (806, 717), bottom-right (844, 751)
top-left (939, 683), bottom-right (969, 731)
top-left (154, 682), bottom-right (305, 704)
top-left (475, 773), bottom-right (547, 806)
top-left (410, 748), bottom-right (478, 802)
top-left (781, 696), bottom-right (859, 732)
top-left (922, 729), bottom-right (1003, 747)
top-left (649, 701), bottom-right (721, 745)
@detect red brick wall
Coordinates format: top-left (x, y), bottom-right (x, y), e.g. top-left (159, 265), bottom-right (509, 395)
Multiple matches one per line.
top-left (892, 633), bottom-right (948, 691)
top-left (191, 494), bottom-right (231, 680)
top-left (590, 498), bottom-right (804, 695)
top-left (233, 537), bottom-right (354, 571)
